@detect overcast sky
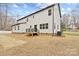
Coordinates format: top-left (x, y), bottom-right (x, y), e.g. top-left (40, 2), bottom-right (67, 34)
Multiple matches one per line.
top-left (1, 3), bottom-right (78, 19)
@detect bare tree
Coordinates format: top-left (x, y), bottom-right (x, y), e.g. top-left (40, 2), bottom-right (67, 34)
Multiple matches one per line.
top-left (0, 3), bottom-right (15, 31)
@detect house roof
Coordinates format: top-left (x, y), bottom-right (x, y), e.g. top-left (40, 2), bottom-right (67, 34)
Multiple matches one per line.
top-left (12, 22), bottom-right (26, 26)
top-left (17, 4), bottom-right (56, 21)
top-left (12, 3), bottom-right (61, 26)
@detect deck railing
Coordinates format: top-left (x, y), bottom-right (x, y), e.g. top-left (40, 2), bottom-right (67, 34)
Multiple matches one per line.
top-left (26, 28), bottom-right (39, 33)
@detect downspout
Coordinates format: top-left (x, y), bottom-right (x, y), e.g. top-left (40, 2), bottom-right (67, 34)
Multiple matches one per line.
top-left (58, 3), bottom-right (61, 18)
top-left (58, 3), bottom-right (62, 32)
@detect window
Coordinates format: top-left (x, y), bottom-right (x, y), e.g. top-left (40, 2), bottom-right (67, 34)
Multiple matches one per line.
top-left (15, 26), bottom-right (16, 30)
top-left (43, 24), bottom-right (45, 29)
top-left (27, 18), bottom-right (28, 22)
top-left (57, 25), bottom-right (59, 29)
top-left (48, 9), bottom-right (51, 16)
top-left (33, 15), bottom-right (34, 19)
top-left (40, 24), bottom-right (42, 29)
top-left (30, 25), bottom-right (32, 28)
top-left (46, 23), bottom-right (48, 29)
top-left (34, 25), bottom-right (37, 32)
top-left (40, 23), bottom-right (48, 29)
top-left (18, 25), bottom-right (19, 30)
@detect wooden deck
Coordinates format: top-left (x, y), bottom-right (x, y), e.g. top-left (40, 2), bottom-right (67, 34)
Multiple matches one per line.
top-left (26, 28), bottom-right (39, 36)
top-left (26, 32), bottom-right (39, 36)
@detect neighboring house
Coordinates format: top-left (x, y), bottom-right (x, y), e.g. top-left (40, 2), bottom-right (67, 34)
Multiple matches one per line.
top-left (12, 4), bottom-right (61, 35)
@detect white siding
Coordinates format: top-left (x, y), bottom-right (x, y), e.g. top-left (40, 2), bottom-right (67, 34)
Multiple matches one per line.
top-left (12, 4), bottom-right (61, 34)
top-left (12, 24), bottom-right (26, 33)
top-left (18, 24), bottom-right (26, 33)
top-left (53, 4), bottom-right (61, 34)
top-left (17, 18), bottom-right (26, 23)
top-left (26, 7), bottom-right (53, 33)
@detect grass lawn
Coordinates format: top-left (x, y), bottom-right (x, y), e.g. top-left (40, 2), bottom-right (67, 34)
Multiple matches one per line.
top-left (63, 31), bottom-right (79, 36)
top-left (0, 33), bottom-right (79, 55)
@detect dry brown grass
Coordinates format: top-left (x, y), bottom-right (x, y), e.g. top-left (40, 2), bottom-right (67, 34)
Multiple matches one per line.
top-left (0, 33), bottom-right (79, 56)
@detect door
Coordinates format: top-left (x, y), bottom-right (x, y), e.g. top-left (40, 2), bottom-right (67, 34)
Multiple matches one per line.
top-left (34, 25), bottom-right (37, 32)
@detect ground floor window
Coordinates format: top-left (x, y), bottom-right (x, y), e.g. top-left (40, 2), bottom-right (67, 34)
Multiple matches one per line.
top-left (40, 24), bottom-right (42, 29)
top-left (18, 25), bottom-right (19, 30)
top-left (15, 26), bottom-right (16, 30)
top-left (46, 23), bottom-right (48, 29)
top-left (40, 23), bottom-right (48, 29)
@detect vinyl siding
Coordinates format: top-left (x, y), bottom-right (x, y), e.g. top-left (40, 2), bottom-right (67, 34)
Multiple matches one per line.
top-left (12, 4), bottom-right (61, 34)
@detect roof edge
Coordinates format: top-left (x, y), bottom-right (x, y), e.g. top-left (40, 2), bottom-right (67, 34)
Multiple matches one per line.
top-left (17, 4), bottom-right (55, 21)
top-left (12, 22), bottom-right (26, 26)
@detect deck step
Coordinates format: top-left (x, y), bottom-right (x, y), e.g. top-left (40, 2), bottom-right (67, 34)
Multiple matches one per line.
top-left (26, 32), bottom-right (39, 36)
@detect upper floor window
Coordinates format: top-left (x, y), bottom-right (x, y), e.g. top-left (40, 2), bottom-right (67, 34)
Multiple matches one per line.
top-left (48, 9), bottom-right (51, 16)
top-left (27, 18), bottom-right (28, 22)
top-left (33, 15), bottom-right (34, 19)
